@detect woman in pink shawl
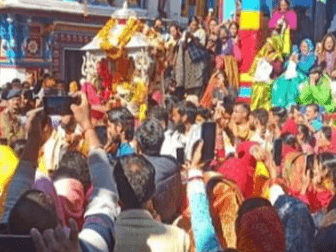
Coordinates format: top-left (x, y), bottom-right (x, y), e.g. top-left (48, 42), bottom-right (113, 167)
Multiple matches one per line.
top-left (33, 176), bottom-right (93, 231)
top-left (81, 82), bottom-right (111, 121)
top-left (269, 0), bottom-right (297, 34)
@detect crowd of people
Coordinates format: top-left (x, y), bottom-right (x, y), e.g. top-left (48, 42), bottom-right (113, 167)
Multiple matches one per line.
top-left (2, 0), bottom-right (336, 251)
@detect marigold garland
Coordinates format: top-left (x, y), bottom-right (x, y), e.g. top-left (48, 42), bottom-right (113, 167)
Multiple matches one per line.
top-left (97, 17), bottom-right (141, 60)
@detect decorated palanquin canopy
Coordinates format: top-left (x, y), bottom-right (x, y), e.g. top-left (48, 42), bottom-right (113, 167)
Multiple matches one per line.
top-left (81, 1), bottom-right (151, 59)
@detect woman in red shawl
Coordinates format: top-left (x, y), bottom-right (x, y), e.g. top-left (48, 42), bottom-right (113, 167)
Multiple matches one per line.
top-left (236, 198), bottom-right (286, 252)
top-left (218, 142), bottom-right (257, 198)
top-left (315, 126), bottom-right (336, 154)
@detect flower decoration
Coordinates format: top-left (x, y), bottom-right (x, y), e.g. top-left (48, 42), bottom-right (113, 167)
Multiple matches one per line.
top-left (98, 17), bottom-right (141, 60)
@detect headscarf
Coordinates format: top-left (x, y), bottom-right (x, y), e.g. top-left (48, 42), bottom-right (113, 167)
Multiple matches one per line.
top-left (32, 177), bottom-right (66, 227)
top-left (54, 178), bottom-right (85, 230)
top-left (282, 152), bottom-right (305, 186)
top-left (218, 142), bottom-right (257, 198)
top-left (218, 158), bottom-right (249, 198)
top-left (281, 118), bottom-right (299, 136)
top-left (299, 39), bottom-right (314, 56)
top-left (274, 195), bottom-right (316, 252)
top-left (296, 39), bottom-right (316, 73)
top-left (249, 36), bottom-right (284, 76)
top-left (236, 204), bottom-right (286, 252)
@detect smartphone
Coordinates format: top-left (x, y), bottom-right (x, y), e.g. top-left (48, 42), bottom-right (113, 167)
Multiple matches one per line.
top-left (43, 96), bottom-right (79, 115)
top-left (95, 126), bottom-right (108, 146)
top-left (176, 147), bottom-right (185, 164)
top-left (273, 139), bottom-right (282, 166)
top-left (0, 235), bottom-right (36, 252)
top-left (201, 122), bottom-right (216, 163)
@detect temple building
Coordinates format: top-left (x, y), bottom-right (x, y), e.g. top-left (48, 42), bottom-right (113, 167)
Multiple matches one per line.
top-left (1, 0), bottom-right (336, 86)
top-left (0, 0), bottom-right (186, 85)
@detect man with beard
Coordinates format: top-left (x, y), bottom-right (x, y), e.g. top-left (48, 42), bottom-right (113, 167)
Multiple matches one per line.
top-left (230, 102), bottom-right (253, 142)
top-left (106, 107), bottom-right (135, 161)
top-left (168, 101), bottom-right (201, 162)
top-left (0, 89), bottom-right (25, 143)
top-left (42, 114), bottom-right (82, 175)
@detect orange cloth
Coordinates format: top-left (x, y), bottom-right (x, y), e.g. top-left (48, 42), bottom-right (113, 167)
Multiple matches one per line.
top-left (216, 55), bottom-right (240, 90)
top-left (177, 172), bottom-right (243, 250)
top-left (200, 73), bottom-right (219, 109)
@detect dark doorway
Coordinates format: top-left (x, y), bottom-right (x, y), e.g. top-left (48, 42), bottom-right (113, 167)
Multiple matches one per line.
top-left (64, 49), bottom-right (85, 91)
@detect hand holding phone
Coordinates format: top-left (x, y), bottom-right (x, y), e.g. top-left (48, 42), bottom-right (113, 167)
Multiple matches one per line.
top-left (43, 96), bottom-right (80, 115)
top-left (0, 235), bottom-right (36, 252)
top-left (201, 122), bottom-right (216, 163)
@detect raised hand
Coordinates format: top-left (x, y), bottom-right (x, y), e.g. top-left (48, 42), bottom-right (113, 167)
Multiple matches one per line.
top-left (31, 219), bottom-right (82, 252)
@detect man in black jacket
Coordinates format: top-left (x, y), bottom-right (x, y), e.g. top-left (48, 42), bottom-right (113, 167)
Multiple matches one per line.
top-left (135, 119), bottom-right (183, 224)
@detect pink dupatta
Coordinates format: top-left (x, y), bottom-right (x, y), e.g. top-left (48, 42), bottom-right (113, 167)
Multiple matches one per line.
top-left (269, 10), bottom-right (297, 30)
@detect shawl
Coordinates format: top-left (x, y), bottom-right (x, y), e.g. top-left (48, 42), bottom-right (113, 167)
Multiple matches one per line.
top-left (178, 172), bottom-right (244, 251)
top-left (218, 158), bottom-right (250, 198)
top-left (236, 205), bottom-right (286, 252)
top-left (200, 55), bottom-right (239, 108)
top-left (325, 51), bottom-right (335, 74)
top-left (274, 195), bottom-right (316, 252)
top-left (32, 177), bottom-right (66, 227)
top-left (281, 118), bottom-right (299, 135)
top-left (218, 142), bottom-right (257, 198)
top-left (249, 36), bottom-right (284, 77)
top-left (269, 10), bottom-right (298, 30)
top-left (282, 152), bottom-right (305, 188)
top-left (200, 73), bottom-right (219, 109)
top-left (298, 74), bottom-right (336, 113)
top-left (54, 178), bottom-right (85, 230)
top-left (315, 131), bottom-right (336, 154)
top-left (221, 38), bottom-right (234, 56)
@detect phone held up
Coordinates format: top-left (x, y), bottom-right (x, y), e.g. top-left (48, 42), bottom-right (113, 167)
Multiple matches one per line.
top-left (0, 234), bottom-right (36, 252)
top-left (201, 122), bottom-right (216, 163)
top-left (43, 96), bottom-right (80, 116)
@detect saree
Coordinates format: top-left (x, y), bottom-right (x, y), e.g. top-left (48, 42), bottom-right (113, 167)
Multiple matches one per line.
top-left (176, 172), bottom-right (243, 251)
top-left (250, 36), bottom-right (284, 111)
top-left (200, 73), bottom-right (219, 109)
top-left (272, 39), bottom-right (316, 108)
top-left (298, 74), bottom-right (336, 113)
top-left (200, 55), bottom-right (239, 108)
top-left (283, 152), bottom-right (334, 213)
